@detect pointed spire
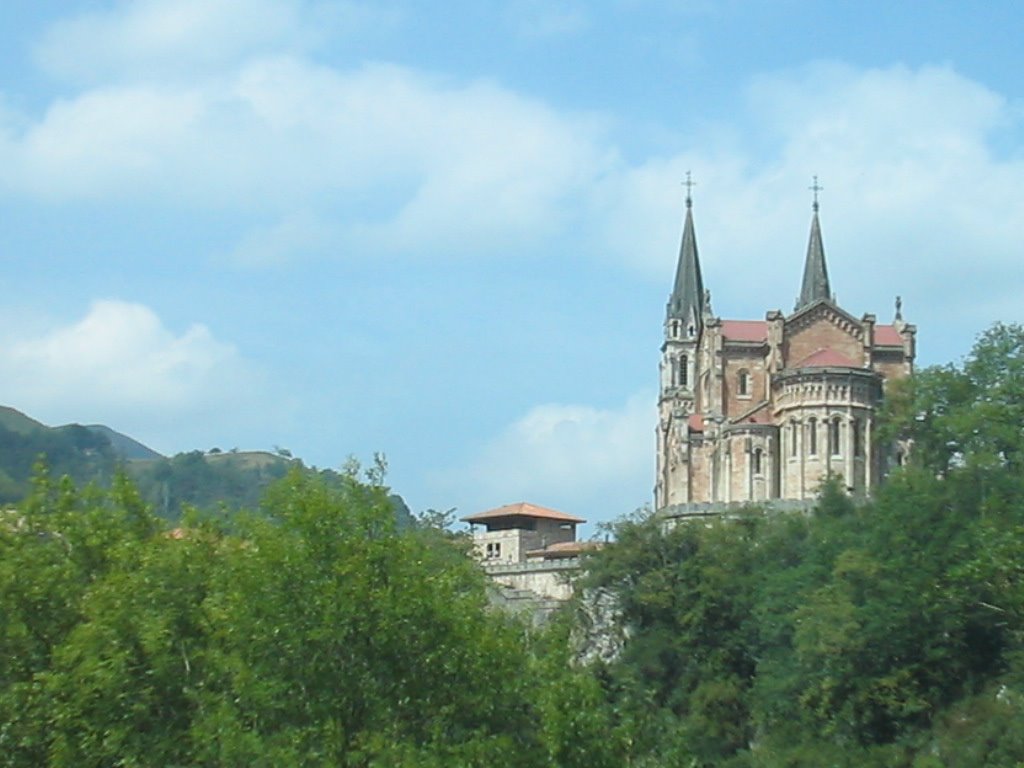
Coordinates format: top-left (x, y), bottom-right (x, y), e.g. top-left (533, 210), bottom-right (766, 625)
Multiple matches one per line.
top-left (796, 176), bottom-right (831, 310)
top-left (666, 172), bottom-right (705, 336)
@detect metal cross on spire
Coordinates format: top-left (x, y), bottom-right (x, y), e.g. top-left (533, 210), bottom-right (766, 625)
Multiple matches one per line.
top-left (683, 171), bottom-right (696, 208)
top-left (809, 175), bottom-right (823, 213)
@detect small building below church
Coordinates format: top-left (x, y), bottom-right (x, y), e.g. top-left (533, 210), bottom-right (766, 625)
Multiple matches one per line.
top-left (656, 182), bottom-right (916, 517)
top-left (462, 502), bottom-right (593, 603)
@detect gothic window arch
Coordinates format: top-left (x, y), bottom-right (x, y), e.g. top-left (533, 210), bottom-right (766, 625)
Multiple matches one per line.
top-left (752, 447), bottom-right (763, 475)
top-left (807, 417), bottom-right (818, 456)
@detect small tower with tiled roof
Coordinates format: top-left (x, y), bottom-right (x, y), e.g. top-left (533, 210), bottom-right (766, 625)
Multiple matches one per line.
top-left (462, 502), bottom-right (584, 565)
top-left (656, 179), bottom-right (916, 517)
top-left (462, 502), bottom-right (590, 604)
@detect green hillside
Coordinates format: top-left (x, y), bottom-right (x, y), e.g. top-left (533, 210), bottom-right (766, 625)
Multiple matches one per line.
top-left (85, 424), bottom-right (163, 461)
top-left (0, 413), bottom-right (120, 503)
top-left (0, 405), bottom-right (413, 525)
top-left (126, 449), bottom-right (294, 519)
top-left (0, 406), bottom-right (47, 435)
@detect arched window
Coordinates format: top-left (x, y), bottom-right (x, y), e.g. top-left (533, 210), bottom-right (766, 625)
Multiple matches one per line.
top-left (738, 369), bottom-right (750, 397)
top-left (752, 447), bottom-right (763, 475)
top-left (680, 355), bottom-right (688, 387)
top-left (807, 417), bottom-right (818, 456)
top-left (829, 417), bottom-right (842, 456)
top-left (790, 422), bottom-right (798, 457)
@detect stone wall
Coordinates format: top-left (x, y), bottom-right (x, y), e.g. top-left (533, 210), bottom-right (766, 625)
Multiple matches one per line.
top-left (482, 558), bottom-right (580, 602)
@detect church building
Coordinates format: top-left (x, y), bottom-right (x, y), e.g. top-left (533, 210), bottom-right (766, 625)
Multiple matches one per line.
top-left (655, 180), bottom-right (916, 515)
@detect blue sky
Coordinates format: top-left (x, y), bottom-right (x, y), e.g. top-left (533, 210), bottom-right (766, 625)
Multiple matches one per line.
top-left (1, 1), bottom-right (1023, 529)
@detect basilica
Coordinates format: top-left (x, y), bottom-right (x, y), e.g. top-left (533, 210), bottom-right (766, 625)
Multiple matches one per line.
top-left (655, 182), bottom-right (916, 515)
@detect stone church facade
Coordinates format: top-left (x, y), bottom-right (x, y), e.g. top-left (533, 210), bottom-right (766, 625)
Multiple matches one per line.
top-left (655, 186), bottom-right (916, 515)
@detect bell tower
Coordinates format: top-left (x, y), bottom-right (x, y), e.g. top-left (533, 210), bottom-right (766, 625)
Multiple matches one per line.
top-left (656, 175), bottom-right (705, 508)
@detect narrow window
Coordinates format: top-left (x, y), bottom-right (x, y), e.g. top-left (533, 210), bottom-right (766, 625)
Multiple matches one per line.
top-left (753, 447), bottom-right (763, 475)
top-left (853, 419), bottom-right (863, 457)
top-left (790, 422), bottom-right (798, 457)
top-left (738, 369), bottom-right (750, 396)
top-left (808, 417), bottom-right (817, 456)
top-left (829, 418), bottom-right (841, 456)
top-left (680, 355), bottom-right (688, 387)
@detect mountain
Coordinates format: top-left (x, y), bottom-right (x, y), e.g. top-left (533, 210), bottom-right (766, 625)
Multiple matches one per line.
top-left (0, 412), bottom-right (119, 503)
top-left (0, 405), bottom-right (415, 526)
top-left (85, 425), bottom-right (163, 461)
top-left (0, 405), bottom-right (47, 435)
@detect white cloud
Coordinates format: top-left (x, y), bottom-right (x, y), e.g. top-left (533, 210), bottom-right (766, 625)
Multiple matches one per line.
top-left (33, 0), bottom-right (388, 84)
top-left (0, 56), bottom-right (612, 256)
top-left (0, 300), bottom-right (252, 443)
top-left (439, 393), bottom-right (654, 526)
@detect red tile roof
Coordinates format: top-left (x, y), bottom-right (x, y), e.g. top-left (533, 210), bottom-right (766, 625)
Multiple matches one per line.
top-left (794, 347), bottom-right (861, 368)
top-left (874, 325), bottom-right (903, 346)
top-left (461, 502), bottom-right (585, 524)
top-left (721, 319), bottom-right (768, 342)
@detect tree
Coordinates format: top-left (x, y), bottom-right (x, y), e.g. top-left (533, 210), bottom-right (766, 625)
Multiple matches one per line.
top-left (878, 322), bottom-right (1024, 508)
top-left (3, 466), bottom-right (624, 766)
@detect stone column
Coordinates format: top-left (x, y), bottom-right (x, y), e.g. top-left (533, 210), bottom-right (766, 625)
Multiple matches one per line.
top-left (798, 419), bottom-right (806, 499)
top-left (845, 412), bottom-right (855, 492)
top-left (865, 416), bottom-right (873, 491)
top-left (745, 436), bottom-right (753, 502)
top-left (709, 446), bottom-right (717, 503)
top-left (724, 440), bottom-right (733, 503)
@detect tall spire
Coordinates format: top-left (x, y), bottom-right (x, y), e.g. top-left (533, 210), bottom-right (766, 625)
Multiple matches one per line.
top-left (666, 172), bottom-right (705, 336)
top-left (796, 176), bottom-right (831, 310)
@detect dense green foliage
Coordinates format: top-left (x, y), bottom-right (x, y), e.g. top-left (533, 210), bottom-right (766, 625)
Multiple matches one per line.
top-left (0, 466), bottom-right (616, 766)
top-left (577, 323), bottom-right (1024, 766)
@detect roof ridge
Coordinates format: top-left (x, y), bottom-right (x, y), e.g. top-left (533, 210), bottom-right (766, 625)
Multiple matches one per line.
top-left (461, 502), bottom-right (586, 524)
